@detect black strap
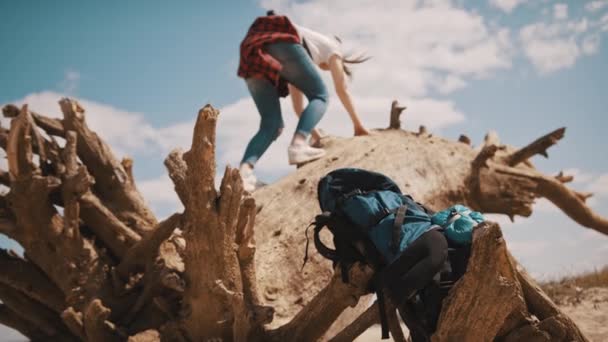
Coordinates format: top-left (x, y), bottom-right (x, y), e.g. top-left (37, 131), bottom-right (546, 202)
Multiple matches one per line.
top-left (302, 38), bottom-right (312, 59)
top-left (392, 204), bottom-right (407, 253)
top-left (302, 212), bottom-right (338, 268)
top-left (377, 289), bottom-right (390, 339)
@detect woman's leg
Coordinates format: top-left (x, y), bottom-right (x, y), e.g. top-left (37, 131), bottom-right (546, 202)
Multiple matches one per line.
top-left (383, 229), bottom-right (448, 305)
top-left (266, 42), bottom-right (328, 139)
top-left (240, 77), bottom-right (284, 167)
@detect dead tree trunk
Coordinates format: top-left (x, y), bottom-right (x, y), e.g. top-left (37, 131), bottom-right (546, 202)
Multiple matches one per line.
top-left (0, 99), bottom-right (603, 341)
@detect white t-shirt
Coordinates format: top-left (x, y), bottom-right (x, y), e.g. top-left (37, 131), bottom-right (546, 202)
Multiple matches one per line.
top-left (295, 25), bottom-right (343, 65)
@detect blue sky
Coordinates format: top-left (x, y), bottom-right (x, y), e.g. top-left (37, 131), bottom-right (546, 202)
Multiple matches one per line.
top-left (1, 0), bottom-right (608, 303)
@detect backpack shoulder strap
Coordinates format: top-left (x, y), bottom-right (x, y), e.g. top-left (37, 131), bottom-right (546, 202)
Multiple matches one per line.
top-left (391, 204), bottom-right (407, 253)
top-left (303, 212), bottom-right (339, 268)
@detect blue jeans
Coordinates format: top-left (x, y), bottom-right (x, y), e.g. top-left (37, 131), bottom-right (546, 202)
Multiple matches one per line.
top-left (241, 42), bottom-right (328, 166)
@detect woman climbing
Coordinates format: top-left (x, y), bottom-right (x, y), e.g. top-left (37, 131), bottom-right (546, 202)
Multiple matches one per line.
top-left (237, 11), bottom-right (370, 192)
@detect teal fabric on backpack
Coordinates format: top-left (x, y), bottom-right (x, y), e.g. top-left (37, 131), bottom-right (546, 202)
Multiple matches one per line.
top-left (431, 204), bottom-right (485, 244)
top-left (339, 190), bottom-right (434, 263)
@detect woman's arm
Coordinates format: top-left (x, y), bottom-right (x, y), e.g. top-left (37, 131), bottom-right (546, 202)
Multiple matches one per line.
top-left (328, 55), bottom-right (369, 135)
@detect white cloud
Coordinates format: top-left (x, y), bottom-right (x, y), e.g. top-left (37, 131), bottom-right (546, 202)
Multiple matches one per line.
top-left (586, 173), bottom-right (608, 198)
top-left (602, 14), bottom-right (608, 31)
top-left (7, 91), bottom-right (165, 158)
top-left (582, 34), bottom-right (601, 55)
top-left (521, 37), bottom-right (580, 73)
top-left (533, 198), bottom-right (560, 213)
top-left (519, 16), bottom-right (605, 73)
top-left (560, 168), bottom-right (594, 184)
top-left (138, 173), bottom-right (182, 211)
top-left (490, 0), bottom-right (527, 13)
top-left (553, 3), bottom-right (568, 20)
top-left (436, 74), bottom-right (467, 94)
top-left (59, 69), bottom-right (81, 94)
top-left (262, 0), bottom-right (512, 97)
top-left (585, 0), bottom-right (608, 12)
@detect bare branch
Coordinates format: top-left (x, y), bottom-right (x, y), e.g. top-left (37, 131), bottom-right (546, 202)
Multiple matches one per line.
top-left (0, 250), bottom-right (65, 313)
top-left (484, 130), bottom-right (500, 148)
top-left (128, 329), bottom-right (161, 342)
top-left (62, 131), bottom-right (82, 240)
top-left (0, 304), bottom-right (47, 340)
top-left (513, 257), bottom-right (589, 341)
top-left (388, 100), bottom-right (407, 129)
top-left (61, 307), bottom-right (87, 341)
top-left (329, 301), bottom-right (379, 342)
top-left (473, 144), bottom-right (499, 169)
top-left (268, 263), bottom-right (375, 342)
top-left (0, 283), bottom-right (66, 337)
top-left (417, 125), bottom-right (428, 137)
top-left (458, 134), bottom-right (471, 145)
top-left (164, 149), bottom-right (189, 205)
top-left (235, 197), bottom-right (262, 310)
top-left (2, 104), bottom-right (65, 137)
top-left (121, 235), bottom-right (185, 325)
top-left (183, 105), bottom-right (219, 206)
top-left (116, 213), bottom-right (182, 279)
top-left (33, 112), bottom-right (65, 137)
top-left (59, 97), bottom-right (157, 235)
top-left (212, 280), bottom-right (248, 342)
top-left (83, 299), bottom-right (123, 342)
top-left (493, 165), bottom-right (608, 235)
top-left (555, 171), bottom-right (574, 183)
top-left (574, 191), bottom-right (593, 203)
top-left (121, 157), bottom-right (135, 184)
top-left (507, 127), bottom-right (566, 166)
top-left (80, 191), bottom-right (141, 259)
top-left (7, 105), bottom-right (36, 179)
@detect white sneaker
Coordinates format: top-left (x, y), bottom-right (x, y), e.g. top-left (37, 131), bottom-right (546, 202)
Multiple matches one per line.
top-left (288, 144), bottom-right (326, 165)
top-left (240, 166), bottom-right (257, 192)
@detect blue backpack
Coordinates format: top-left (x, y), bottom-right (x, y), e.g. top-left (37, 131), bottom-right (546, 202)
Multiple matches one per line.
top-left (314, 169), bottom-right (436, 264)
top-left (432, 204), bottom-right (485, 244)
top-left (304, 168), bottom-right (483, 339)
top-left (304, 168), bottom-right (439, 339)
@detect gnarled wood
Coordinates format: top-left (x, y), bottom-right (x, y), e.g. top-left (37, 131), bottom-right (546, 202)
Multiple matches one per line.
top-left (0, 249), bottom-right (65, 313)
top-left (164, 150), bottom-right (189, 206)
top-left (0, 99), bottom-right (597, 342)
top-left (83, 299), bottom-right (123, 342)
top-left (0, 283), bottom-right (69, 338)
top-left (179, 105), bottom-right (251, 341)
top-left (507, 127), bottom-right (565, 166)
top-left (0, 304), bottom-right (47, 340)
top-left (432, 222), bottom-right (526, 341)
top-left (59, 98), bottom-right (157, 235)
top-left (116, 213), bottom-right (182, 278)
top-left (431, 223), bottom-right (589, 341)
top-left (268, 264), bottom-right (374, 341)
top-left (329, 301), bottom-right (379, 342)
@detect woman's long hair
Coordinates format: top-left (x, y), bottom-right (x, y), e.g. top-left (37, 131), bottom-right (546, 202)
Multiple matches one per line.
top-left (335, 36), bottom-right (371, 78)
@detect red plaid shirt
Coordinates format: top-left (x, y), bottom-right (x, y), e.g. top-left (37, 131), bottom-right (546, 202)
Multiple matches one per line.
top-left (237, 15), bottom-right (300, 97)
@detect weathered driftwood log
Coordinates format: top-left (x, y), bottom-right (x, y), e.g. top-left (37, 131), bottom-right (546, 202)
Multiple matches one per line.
top-left (0, 99), bottom-right (601, 341)
top-left (432, 222), bottom-right (588, 341)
